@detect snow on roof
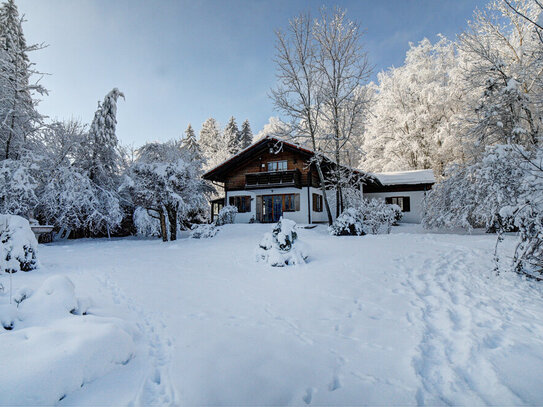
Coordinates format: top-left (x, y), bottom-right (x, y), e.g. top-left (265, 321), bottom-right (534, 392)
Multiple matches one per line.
top-left (371, 169), bottom-right (435, 185)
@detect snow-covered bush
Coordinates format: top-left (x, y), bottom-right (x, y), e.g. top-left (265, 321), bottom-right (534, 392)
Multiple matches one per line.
top-left (0, 214), bottom-right (38, 273)
top-left (256, 218), bottom-right (308, 266)
top-left (190, 223), bottom-right (218, 239)
top-left (133, 206), bottom-right (161, 237)
top-left (329, 200), bottom-right (399, 236)
top-left (215, 205), bottom-right (237, 226)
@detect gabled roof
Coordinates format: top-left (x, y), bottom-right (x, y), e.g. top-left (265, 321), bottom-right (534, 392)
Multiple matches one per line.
top-left (202, 136), bottom-right (379, 186)
top-left (371, 169), bottom-right (435, 186)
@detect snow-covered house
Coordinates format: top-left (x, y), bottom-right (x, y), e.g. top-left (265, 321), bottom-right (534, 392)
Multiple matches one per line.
top-left (203, 137), bottom-right (435, 224)
top-left (363, 170), bottom-right (436, 223)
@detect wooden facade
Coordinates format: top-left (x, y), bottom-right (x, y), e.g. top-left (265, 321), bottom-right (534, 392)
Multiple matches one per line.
top-left (203, 136), bottom-right (381, 224)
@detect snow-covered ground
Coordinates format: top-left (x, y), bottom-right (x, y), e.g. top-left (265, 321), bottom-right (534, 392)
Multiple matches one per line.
top-left (2, 224), bottom-right (543, 406)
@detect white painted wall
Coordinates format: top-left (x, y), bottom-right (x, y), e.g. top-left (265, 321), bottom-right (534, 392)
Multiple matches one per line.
top-left (226, 187), bottom-right (312, 224)
top-left (363, 190), bottom-right (428, 223)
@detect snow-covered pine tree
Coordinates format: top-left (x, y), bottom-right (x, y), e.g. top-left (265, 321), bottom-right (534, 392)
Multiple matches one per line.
top-left (0, 0), bottom-right (46, 160)
top-left (239, 119), bottom-right (253, 150)
top-left (182, 123), bottom-right (202, 161)
top-left (84, 88), bottom-right (124, 188)
top-left (199, 117), bottom-right (230, 171)
top-left (72, 88), bottom-right (125, 237)
top-left (224, 116), bottom-right (241, 155)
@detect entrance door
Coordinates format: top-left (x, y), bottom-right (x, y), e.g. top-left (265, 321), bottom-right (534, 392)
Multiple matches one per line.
top-left (262, 195), bottom-right (283, 223)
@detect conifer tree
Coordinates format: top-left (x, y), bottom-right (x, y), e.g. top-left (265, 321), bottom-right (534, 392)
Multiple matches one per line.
top-left (199, 117), bottom-right (230, 170)
top-left (224, 116), bottom-right (240, 155)
top-left (85, 88), bottom-right (125, 189)
top-left (239, 119), bottom-right (253, 149)
top-left (0, 0), bottom-right (46, 160)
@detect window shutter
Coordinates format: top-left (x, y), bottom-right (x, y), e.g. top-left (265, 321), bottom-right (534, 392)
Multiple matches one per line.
top-left (229, 197), bottom-right (234, 206)
top-left (294, 194), bottom-right (300, 211)
top-left (312, 193), bottom-right (317, 210)
top-left (256, 196), bottom-right (262, 221)
top-left (403, 197), bottom-right (411, 212)
top-left (385, 197), bottom-right (392, 205)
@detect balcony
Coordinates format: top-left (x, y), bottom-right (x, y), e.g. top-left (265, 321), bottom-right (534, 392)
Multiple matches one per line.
top-left (245, 169), bottom-right (302, 189)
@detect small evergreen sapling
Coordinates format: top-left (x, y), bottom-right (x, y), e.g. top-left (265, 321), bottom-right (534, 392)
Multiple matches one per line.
top-left (0, 214), bottom-right (38, 273)
top-left (256, 218), bottom-right (308, 267)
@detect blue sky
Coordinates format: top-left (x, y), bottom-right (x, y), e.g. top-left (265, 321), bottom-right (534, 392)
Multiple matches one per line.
top-left (17, 0), bottom-right (487, 147)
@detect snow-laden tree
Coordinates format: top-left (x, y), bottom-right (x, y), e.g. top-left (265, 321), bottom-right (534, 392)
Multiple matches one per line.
top-left (422, 145), bottom-right (527, 231)
top-left (224, 116), bottom-right (241, 155)
top-left (182, 124), bottom-right (201, 158)
top-left (70, 89), bottom-right (125, 236)
top-left (81, 88), bottom-right (125, 188)
top-left (239, 119), bottom-right (253, 149)
top-left (0, 0), bottom-right (46, 160)
top-left (199, 117), bottom-right (230, 171)
top-left (125, 140), bottom-right (211, 241)
top-left (458, 0), bottom-right (543, 156)
top-left (255, 117), bottom-right (290, 141)
top-left (361, 37), bottom-right (468, 176)
top-left (0, 155), bottom-right (39, 216)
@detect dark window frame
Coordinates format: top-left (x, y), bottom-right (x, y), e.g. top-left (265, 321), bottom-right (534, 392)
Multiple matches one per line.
top-left (229, 195), bottom-right (252, 213)
top-left (312, 193), bottom-right (323, 212)
top-left (267, 160), bottom-right (288, 172)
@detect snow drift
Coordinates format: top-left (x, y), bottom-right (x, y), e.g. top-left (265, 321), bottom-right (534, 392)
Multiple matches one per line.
top-left (0, 275), bottom-right (137, 405)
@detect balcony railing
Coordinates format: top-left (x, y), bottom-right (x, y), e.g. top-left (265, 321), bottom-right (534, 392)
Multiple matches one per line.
top-left (245, 169), bottom-right (301, 189)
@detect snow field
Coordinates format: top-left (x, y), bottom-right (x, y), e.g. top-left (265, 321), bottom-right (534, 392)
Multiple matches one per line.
top-left (1, 224), bottom-right (543, 405)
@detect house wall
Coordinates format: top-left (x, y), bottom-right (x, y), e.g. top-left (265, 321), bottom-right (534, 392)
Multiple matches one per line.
top-left (363, 190), bottom-right (428, 223)
top-left (225, 186), bottom-right (334, 224)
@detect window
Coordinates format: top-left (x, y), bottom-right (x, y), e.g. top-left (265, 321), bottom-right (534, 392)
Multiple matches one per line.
top-left (385, 196), bottom-right (410, 212)
top-left (229, 196), bottom-right (251, 213)
top-left (312, 193), bottom-right (323, 212)
top-left (284, 194), bottom-right (296, 212)
top-left (267, 160), bottom-right (288, 172)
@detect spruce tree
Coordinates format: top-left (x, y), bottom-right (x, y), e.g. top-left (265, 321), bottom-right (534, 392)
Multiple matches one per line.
top-left (224, 116), bottom-right (240, 155)
top-left (199, 117), bottom-right (230, 170)
top-left (182, 123), bottom-right (203, 163)
top-left (0, 0), bottom-right (46, 160)
top-left (86, 88), bottom-right (125, 189)
top-left (239, 119), bottom-right (253, 149)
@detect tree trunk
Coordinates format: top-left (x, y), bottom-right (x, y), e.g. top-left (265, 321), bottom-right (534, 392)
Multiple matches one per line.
top-left (159, 211), bottom-right (168, 242)
top-left (315, 162), bottom-right (333, 225)
top-left (166, 206), bottom-right (177, 241)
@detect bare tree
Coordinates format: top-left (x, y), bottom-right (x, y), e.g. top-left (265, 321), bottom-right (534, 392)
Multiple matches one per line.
top-left (271, 12), bottom-right (334, 224)
top-left (313, 7), bottom-right (372, 216)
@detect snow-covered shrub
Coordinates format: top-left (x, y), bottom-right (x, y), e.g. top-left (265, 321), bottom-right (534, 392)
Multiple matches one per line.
top-left (190, 223), bottom-right (218, 239)
top-left (0, 214), bottom-right (38, 273)
top-left (422, 145), bottom-right (526, 231)
top-left (133, 206), bottom-right (161, 237)
top-left (256, 218), bottom-right (308, 266)
top-left (215, 205), bottom-right (237, 226)
top-left (329, 199), bottom-right (399, 236)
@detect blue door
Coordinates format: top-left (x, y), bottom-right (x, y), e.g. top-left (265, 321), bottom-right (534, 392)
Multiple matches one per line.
top-left (262, 195), bottom-right (283, 223)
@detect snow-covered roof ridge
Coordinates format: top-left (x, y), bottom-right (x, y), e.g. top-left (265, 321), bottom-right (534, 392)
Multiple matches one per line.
top-left (371, 169), bottom-right (435, 185)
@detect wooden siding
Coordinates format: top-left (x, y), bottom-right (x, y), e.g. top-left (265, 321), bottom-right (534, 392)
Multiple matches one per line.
top-left (224, 150), bottom-right (315, 190)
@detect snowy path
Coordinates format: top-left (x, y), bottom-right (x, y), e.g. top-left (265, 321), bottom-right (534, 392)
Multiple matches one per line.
top-left (31, 225), bottom-right (543, 405)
